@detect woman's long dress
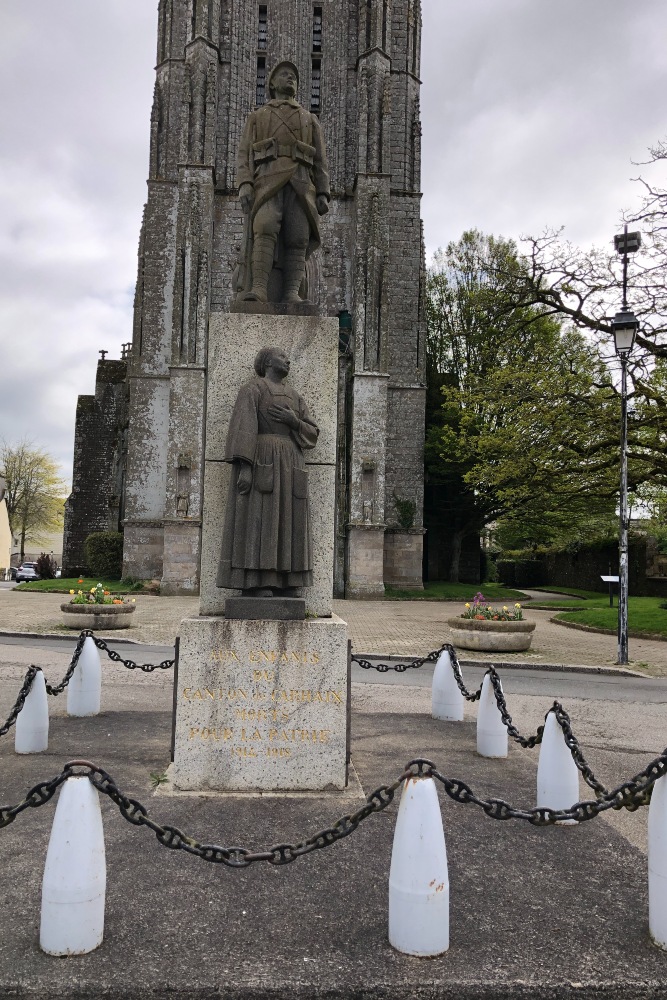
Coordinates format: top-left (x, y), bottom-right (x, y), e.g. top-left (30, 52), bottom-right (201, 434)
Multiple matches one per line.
top-left (216, 376), bottom-right (319, 591)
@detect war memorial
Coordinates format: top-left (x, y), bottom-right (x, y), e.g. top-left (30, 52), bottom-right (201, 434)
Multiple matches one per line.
top-left (62, 0), bottom-right (427, 604)
top-left (4, 1), bottom-right (667, 995)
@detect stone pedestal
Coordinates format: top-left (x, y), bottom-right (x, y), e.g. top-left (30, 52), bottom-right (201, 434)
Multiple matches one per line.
top-left (173, 615), bottom-right (349, 791)
top-left (345, 523), bottom-right (386, 599)
top-left (383, 528), bottom-right (425, 590)
top-left (199, 313), bottom-right (339, 619)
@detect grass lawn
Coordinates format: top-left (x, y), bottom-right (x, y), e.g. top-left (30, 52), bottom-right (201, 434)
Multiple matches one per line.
top-left (14, 578), bottom-right (143, 595)
top-left (529, 586), bottom-right (607, 601)
top-left (555, 596), bottom-right (667, 638)
top-left (384, 581), bottom-right (526, 602)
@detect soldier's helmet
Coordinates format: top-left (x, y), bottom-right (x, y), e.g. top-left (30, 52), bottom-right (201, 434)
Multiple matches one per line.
top-left (268, 61), bottom-right (300, 98)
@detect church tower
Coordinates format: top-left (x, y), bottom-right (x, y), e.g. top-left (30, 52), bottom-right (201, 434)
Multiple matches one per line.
top-left (122, 0), bottom-right (425, 597)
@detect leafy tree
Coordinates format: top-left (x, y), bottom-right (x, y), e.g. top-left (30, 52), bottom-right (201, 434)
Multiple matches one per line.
top-left (426, 231), bottom-right (619, 581)
top-left (514, 141), bottom-right (667, 490)
top-left (0, 440), bottom-right (67, 561)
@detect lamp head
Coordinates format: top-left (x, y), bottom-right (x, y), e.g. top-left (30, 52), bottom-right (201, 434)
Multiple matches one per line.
top-left (611, 309), bottom-right (639, 355)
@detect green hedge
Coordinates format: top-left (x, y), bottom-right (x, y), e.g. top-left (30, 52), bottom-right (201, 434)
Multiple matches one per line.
top-left (496, 559), bottom-right (544, 588)
top-left (83, 531), bottom-right (123, 580)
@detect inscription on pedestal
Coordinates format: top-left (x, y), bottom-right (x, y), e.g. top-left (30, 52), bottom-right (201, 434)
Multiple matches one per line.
top-left (173, 617), bottom-right (349, 791)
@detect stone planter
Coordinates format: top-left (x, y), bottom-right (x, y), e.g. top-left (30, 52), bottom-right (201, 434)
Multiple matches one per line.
top-left (447, 617), bottom-right (536, 652)
top-left (61, 603), bottom-right (136, 630)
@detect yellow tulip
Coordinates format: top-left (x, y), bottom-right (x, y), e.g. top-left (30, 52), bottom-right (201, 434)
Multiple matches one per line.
top-left (69, 589), bottom-right (75, 595)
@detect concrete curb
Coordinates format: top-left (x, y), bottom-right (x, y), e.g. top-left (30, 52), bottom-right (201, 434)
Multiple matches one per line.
top-left (0, 630), bottom-right (143, 646)
top-left (353, 652), bottom-right (647, 678)
top-left (0, 631), bottom-right (649, 677)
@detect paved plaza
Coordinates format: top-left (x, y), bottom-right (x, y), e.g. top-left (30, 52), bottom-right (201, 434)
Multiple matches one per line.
top-left (1, 588), bottom-right (667, 674)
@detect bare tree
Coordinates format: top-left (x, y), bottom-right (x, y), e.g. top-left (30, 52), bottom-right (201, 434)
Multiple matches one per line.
top-left (0, 439), bottom-right (67, 562)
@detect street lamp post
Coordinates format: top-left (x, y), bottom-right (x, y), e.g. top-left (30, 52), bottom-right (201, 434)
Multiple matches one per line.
top-left (611, 226), bottom-right (641, 666)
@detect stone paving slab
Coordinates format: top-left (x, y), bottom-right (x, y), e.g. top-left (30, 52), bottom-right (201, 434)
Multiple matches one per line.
top-left (3, 590), bottom-right (667, 675)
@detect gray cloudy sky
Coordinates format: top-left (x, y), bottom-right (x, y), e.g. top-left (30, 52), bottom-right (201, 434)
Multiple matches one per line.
top-left (1, 1), bottom-right (666, 484)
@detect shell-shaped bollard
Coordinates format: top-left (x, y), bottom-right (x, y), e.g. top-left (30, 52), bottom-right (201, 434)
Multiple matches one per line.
top-left (40, 776), bottom-right (106, 955)
top-left (536, 710), bottom-right (580, 824)
top-left (476, 672), bottom-right (508, 758)
top-left (15, 670), bottom-right (49, 754)
top-left (388, 776), bottom-right (449, 956)
top-left (649, 772), bottom-right (667, 950)
top-left (432, 648), bottom-right (464, 722)
top-left (67, 636), bottom-right (102, 717)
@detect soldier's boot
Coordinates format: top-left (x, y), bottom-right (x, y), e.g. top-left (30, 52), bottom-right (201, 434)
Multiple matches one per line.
top-left (244, 235), bottom-right (276, 302)
top-left (282, 249), bottom-right (307, 303)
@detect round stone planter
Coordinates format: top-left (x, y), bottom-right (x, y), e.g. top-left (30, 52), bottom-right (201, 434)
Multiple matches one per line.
top-left (447, 617), bottom-right (536, 653)
top-left (61, 603), bottom-right (136, 630)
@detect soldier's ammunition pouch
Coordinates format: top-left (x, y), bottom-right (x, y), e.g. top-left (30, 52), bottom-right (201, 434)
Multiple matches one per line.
top-left (252, 138), bottom-right (316, 168)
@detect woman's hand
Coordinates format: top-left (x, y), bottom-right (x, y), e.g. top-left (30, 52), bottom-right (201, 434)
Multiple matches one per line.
top-left (237, 463), bottom-right (253, 494)
top-left (268, 403), bottom-right (299, 430)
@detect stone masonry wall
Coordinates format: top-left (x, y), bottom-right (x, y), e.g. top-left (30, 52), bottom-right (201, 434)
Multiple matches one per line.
top-left (62, 359), bottom-right (128, 576)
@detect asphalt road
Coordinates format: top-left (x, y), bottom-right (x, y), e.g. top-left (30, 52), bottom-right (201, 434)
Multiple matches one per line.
top-left (2, 634), bottom-right (667, 704)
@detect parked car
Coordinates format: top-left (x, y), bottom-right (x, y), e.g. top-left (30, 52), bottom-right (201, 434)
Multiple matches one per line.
top-left (16, 562), bottom-right (41, 583)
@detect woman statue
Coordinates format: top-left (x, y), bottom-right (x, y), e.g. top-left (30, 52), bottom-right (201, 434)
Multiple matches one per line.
top-left (216, 346), bottom-right (319, 596)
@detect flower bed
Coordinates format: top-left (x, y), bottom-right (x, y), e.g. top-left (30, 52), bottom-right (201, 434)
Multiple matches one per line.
top-left (61, 581), bottom-right (136, 630)
top-left (448, 592), bottom-right (535, 652)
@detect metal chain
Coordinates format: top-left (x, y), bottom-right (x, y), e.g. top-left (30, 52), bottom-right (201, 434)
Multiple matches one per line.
top-left (350, 643), bottom-right (448, 674)
top-left (1, 754), bottom-right (665, 854)
top-left (0, 760), bottom-right (416, 866)
top-left (0, 666), bottom-right (41, 737)
top-left (486, 668), bottom-right (544, 749)
top-left (89, 633), bottom-right (174, 673)
top-left (0, 631), bottom-right (174, 739)
top-left (422, 747), bottom-right (664, 823)
top-left (0, 765), bottom-right (75, 827)
top-left (552, 703), bottom-right (609, 797)
top-left (45, 630), bottom-right (88, 696)
top-left (447, 644), bottom-right (483, 701)
top-left (351, 643), bottom-right (608, 794)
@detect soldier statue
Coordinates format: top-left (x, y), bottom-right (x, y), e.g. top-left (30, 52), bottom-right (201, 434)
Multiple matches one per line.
top-left (235, 61), bottom-right (330, 304)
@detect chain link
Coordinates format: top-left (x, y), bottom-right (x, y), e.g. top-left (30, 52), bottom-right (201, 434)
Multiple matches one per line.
top-left (89, 633), bottom-right (174, 673)
top-left (350, 644), bottom-right (448, 674)
top-left (1, 753), bottom-right (665, 858)
top-left (551, 702), bottom-right (609, 797)
top-left (0, 766), bottom-right (75, 827)
top-left (44, 631), bottom-right (88, 696)
top-left (0, 666), bottom-right (42, 737)
top-left (351, 643), bottom-right (608, 793)
top-left (0, 631), bottom-right (174, 739)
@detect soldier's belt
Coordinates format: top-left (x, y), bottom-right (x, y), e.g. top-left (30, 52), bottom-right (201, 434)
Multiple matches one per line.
top-left (252, 138), bottom-right (316, 167)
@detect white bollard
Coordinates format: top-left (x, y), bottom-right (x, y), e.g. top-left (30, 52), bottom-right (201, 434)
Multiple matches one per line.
top-left (40, 776), bottom-right (106, 955)
top-left (649, 772), bottom-right (667, 950)
top-left (67, 636), bottom-right (102, 717)
top-left (431, 648), bottom-right (464, 722)
top-left (536, 710), bottom-right (580, 824)
top-left (388, 776), bottom-right (449, 956)
top-left (15, 670), bottom-right (49, 754)
top-left (476, 671), bottom-right (508, 758)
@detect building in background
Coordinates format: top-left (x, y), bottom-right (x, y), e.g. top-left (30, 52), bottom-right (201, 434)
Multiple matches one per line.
top-left (62, 352), bottom-right (129, 576)
top-left (64, 0), bottom-right (426, 598)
